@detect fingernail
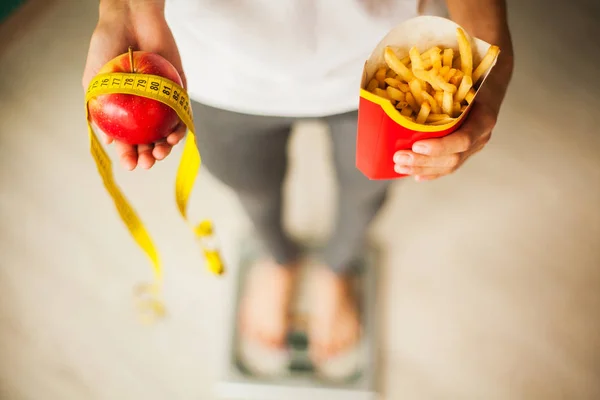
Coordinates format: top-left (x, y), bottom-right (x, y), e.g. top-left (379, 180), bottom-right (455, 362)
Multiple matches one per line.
top-left (413, 144), bottom-right (429, 154)
top-left (395, 165), bottom-right (411, 174)
top-left (393, 152), bottom-right (412, 165)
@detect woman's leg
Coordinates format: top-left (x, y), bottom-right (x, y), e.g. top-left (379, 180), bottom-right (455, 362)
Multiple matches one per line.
top-left (310, 110), bottom-right (391, 361)
top-left (324, 110), bottom-right (391, 273)
top-left (191, 102), bottom-right (300, 264)
top-left (191, 102), bottom-right (300, 347)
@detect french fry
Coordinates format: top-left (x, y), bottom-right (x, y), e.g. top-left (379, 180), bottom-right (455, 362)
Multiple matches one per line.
top-left (421, 91), bottom-right (441, 114)
top-left (426, 113), bottom-right (452, 122)
top-left (375, 67), bottom-right (387, 82)
top-left (408, 79), bottom-right (424, 104)
top-left (465, 88), bottom-right (476, 104)
top-left (369, 34), bottom-right (490, 125)
top-left (413, 70), bottom-right (431, 87)
top-left (384, 78), bottom-right (409, 94)
top-left (472, 45), bottom-right (500, 83)
top-left (428, 72), bottom-right (443, 91)
top-left (421, 46), bottom-right (442, 60)
top-left (409, 47), bottom-right (425, 70)
top-left (414, 69), bottom-right (441, 91)
top-left (367, 78), bottom-right (379, 92)
top-left (368, 30), bottom-right (494, 126)
top-left (397, 82), bottom-right (410, 92)
top-left (415, 101), bottom-right (431, 124)
top-left (405, 92), bottom-right (419, 111)
top-left (453, 55), bottom-right (461, 69)
top-left (402, 46), bottom-right (440, 66)
top-left (395, 100), bottom-right (409, 108)
top-left (439, 65), bottom-right (450, 77)
top-left (386, 86), bottom-right (405, 101)
top-left (449, 69), bottom-right (464, 86)
top-left (442, 90), bottom-right (453, 115)
top-left (431, 72), bottom-right (457, 93)
top-left (430, 49), bottom-right (442, 70)
top-left (373, 87), bottom-right (391, 100)
top-left (444, 68), bottom-right (457, 82)
top-left (384, 77), bottom-right (402, 88)
top-left (398, 106), bottom-right (413, 117)
top-left (442, 48), bottom-right (454, 67)
top-left (434, 90), bottom-right (443, 106)
top-left (427, 113), bottom-right (451, 122)
top-left (456, 28), bottom-right (473, 77)
top-left (454, 75), bottom-right (473, 103)
top-left (429, 118), bottom-right (455, 125)
top-left (453, 102), bottom-right (461, 116)
top-left (384, 47), bottom-right (414, 82)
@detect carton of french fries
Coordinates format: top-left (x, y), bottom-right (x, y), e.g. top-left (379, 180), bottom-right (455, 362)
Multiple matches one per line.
top-left (356, 16), bottom-right (500, 179)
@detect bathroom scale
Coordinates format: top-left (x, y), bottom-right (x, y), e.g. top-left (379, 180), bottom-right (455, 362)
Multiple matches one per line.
top-left (215, 240), bottom-right (381, 400)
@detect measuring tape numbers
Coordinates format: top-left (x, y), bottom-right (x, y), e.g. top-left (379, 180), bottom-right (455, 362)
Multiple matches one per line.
top-left (85, 72), bottom-right (224, 323)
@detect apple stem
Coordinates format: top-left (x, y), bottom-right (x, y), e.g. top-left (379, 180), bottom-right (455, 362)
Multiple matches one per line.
top-left (128, 46), bottom-right (135, 73)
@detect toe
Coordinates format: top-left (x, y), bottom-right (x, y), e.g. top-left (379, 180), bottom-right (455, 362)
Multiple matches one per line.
top-left (310, 330), bottom-right (332, 362)
top-left (258, 329), bottom-right (277, 348)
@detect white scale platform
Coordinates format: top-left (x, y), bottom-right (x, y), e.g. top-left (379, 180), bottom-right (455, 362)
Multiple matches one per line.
top-left (215, 243), bottom-right (381, 400)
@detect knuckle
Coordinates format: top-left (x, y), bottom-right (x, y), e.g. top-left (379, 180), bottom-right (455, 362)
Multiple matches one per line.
top-left (429, 142), bottom-right (444, 156)
top-left (446, 153), bottom-right (461, 168)
top-left (459, 134), bottom-right (473, 151)
top-left (446, 166), bottom-right (458, 174)
top-left (486, 112), bottom-right (498, 129)
top-left (482, 131), bottom-right (492, 144)
top-left (413, 155), bottom-right (428, 167)
top-left (447, 158), bottom-right (463, 173)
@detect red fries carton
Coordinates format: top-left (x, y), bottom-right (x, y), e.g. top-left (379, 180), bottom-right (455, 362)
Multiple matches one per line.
top-left (356, 16), bottom-right (500, 180)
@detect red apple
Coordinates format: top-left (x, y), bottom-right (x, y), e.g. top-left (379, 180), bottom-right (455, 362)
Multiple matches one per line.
top-left (88, 50), bottom-right (183, 145)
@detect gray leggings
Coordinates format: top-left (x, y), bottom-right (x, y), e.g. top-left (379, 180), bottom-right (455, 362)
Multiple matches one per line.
top-left (191, 102), bottom-right (390, 274)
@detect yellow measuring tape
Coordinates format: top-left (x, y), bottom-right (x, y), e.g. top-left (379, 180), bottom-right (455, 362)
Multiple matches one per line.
top-left (85, 72), bottom-right (224, 324)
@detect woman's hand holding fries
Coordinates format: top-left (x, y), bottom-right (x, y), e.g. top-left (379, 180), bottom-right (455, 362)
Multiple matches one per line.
top-left (368, 25), bottom-right (513, 181)
top-left (392, 42), bottom-right (513, 181)
top-left (368, 28), bottom-right (501, 181)
top-left (390, 0), bottom-right (514, 181)
top-left (392, 99), bottom-right (496, 181)
top-left (391, 52), bottom-right (512, 182)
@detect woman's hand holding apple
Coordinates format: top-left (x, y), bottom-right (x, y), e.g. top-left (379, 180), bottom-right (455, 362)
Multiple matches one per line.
top-left (82, 0), bottom-right (186, 170)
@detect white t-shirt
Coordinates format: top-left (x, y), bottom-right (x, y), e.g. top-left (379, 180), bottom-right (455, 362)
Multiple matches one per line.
top-left (165, 0), bottom-right (445, 117)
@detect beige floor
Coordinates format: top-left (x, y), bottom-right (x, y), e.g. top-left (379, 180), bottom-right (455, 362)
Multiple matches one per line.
top-left (1, 0), bottom-right (599, 399)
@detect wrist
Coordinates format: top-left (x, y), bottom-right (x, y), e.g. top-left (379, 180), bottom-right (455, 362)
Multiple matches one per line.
top-left (99, 0), bottom-right (164, 21)
top-left (479, 55), bottom-right (513, 115)
top-left (478, 31), bottom-right (514, 115)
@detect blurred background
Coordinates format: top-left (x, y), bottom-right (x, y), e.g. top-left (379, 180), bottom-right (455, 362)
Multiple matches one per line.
top-left (0, 0), bottom-right (599, 399)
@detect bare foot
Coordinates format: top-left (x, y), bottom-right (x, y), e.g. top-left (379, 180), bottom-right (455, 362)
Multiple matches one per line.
top-left (308, 267), bottom-right (361, 362)
top-left (239, 259), bottom-right (298, 348)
